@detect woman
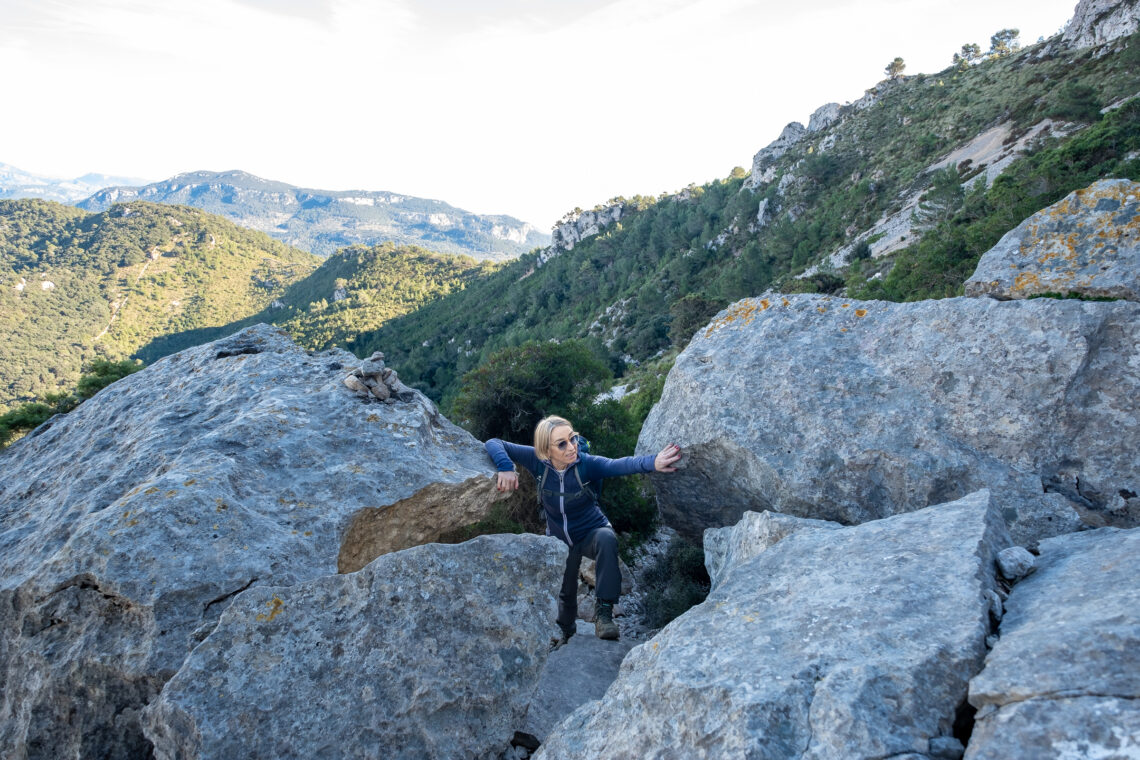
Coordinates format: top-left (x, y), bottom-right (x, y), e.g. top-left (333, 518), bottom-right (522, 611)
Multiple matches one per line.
top-left (485, 415), bottom-right (682, 642)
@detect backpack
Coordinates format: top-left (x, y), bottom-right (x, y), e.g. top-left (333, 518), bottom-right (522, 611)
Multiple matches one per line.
top-left (537, 433), bottom-right (602, 505)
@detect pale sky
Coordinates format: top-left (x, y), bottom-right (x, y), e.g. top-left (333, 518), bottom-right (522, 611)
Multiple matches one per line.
top-left (2, 0), bottom-right (1077, 231)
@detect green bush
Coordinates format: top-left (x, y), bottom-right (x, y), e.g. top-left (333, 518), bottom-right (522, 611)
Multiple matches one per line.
top-left (640, 538), bottom-right (711, 629)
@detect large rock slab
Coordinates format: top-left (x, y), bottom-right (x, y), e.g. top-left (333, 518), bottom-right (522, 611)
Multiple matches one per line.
top-left (523, 620), bottom-right (635, 742)
top-left (703, 510), bottom-right (841, 591)
top-left (536, 490), bottom-right (1012, 759)
top-left (142, 535), bottom-right (566, 760)
top-left (0, 324), bottom-right (513, 758)
top-left (637, 294), bottom-right (1140, 545)
top-left (966, 526), bottom-right (1140, 759)
top-left (965, 179), bottom-right (1140, 302)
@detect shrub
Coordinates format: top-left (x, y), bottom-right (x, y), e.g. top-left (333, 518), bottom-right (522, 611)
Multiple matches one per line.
top-left (640, 538), bottom-right (711, 629)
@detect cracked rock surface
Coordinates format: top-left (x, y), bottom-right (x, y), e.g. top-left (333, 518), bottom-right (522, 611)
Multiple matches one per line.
top-left (143, 535), bottom-right (566, 760)
top-left (0, 324), bottom-right (512, 759)
top-left (966, 526), bottom-right (1140, 759)
top-left (535, 490), bottom-right (1010, 759)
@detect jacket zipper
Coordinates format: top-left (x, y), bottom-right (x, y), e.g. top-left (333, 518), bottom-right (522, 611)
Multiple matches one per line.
top-left (557, 468), bottom-right (572, 546)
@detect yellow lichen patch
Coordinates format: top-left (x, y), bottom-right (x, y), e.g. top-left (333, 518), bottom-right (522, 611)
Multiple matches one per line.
top-left (704, 300), bottom-right (762, 336)
top-left (759, 299), bottom-right (770, 310)
top-left (183, 478), bottom-right (197, 486)
top-left (855, 309), bottom-right (867, 317)
top-left (366, 414), bottom-right (381, 423)
top-left (782, 298), bottom-right (790, 307)
top-left (216, 501), bottom-right (228, 513)
top-left (165, 490), bottom-right (177, 498)
top-left (144, 487), bottom-right (159, 495)
top-left (841, 303), bottom-right (850, 308)
top-left (256, 595), bottom-right (284, 623)
top-left (817, 307), bottom-right (827, 313)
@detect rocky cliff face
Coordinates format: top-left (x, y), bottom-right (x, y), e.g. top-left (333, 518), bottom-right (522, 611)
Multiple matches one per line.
top-left (1063, 0), bottom-right (1140, 48)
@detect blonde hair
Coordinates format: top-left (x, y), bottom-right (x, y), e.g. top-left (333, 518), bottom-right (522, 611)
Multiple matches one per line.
top-left (533, 415), bottom-right (573, 461)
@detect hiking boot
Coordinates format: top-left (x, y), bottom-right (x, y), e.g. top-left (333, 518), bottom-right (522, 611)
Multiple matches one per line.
top-left (594, 601), bottom-right (619, 640)
top-left (550, 623), bottom-right (575, 651)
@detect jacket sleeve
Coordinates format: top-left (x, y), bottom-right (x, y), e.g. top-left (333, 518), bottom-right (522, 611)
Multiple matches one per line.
top-left (581, 452), bottom-right (657, 480)
top-left (484, 438), bottom-right (541, 474)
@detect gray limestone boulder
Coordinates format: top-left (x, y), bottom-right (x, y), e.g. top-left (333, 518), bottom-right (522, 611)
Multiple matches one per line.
top-left (142, 534), bottom-right (566, 760)
top-left (965, 526), bottom-right (1140, 759)
top-left (964, 179), bottom-right (1140, 302)
top-left (703, 510), bottom-right (841, 591)
top-left (0, 324), bottom-right (515, 759)
top-left (536, 490), bottom-right (1011, 759)
top-left (637, 294), bottom-right (1140, 546)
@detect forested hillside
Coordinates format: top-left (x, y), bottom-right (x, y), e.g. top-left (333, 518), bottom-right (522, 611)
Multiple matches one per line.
top-left (0, 200), bottom-right (319, 410)
top-left (0, 197), bottom-right (495, 416)
top-left (352, 30), bottom-right (1140, 408)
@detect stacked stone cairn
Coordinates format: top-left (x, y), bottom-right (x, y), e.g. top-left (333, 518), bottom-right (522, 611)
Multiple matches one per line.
top-left (343, 351), bottom-right (408, 403)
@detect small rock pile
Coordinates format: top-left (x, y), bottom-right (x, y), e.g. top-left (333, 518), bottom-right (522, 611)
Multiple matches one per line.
top-left (343, 351), bottom-right (410, 403)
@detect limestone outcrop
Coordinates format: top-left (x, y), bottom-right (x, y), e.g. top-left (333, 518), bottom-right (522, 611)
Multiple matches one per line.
top-left (142, 535), bottom-right (567, 760)
top-left (547, 203), bottom-right (627, 254)
top-left (537, 491), bottom-right (1011, 759)
top-left (744, 122), bottom-right (807, 189)
top-left (966, 526), bottom-right (1140, 758)
top-left (637, 294), bottom-right (1140, 545)
top-left (1063, 0), bottom-right (1140, 48)
top-left (0, 324), bottom-right (515, 758)
top-left (965, 179), bottom-right (1140, 302)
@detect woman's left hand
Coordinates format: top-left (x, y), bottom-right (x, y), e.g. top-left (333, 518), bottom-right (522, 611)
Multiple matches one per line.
top-left (654, 443), bottom-right (682, 473)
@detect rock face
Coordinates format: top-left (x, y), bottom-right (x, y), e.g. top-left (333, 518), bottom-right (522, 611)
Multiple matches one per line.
top-left (0, 324), bottom-right (516, 758)
top-left (548, 203), bottom-right (627, 253)
top-left (807, 103), bottom-right (841, 133)
top-left (536, 490), bottom-right (1011, 759)
top-left (965, 179), bottom-right (1140, 301)
top-left (966, 527), bottom-right (1140, 759)
top-left (637, 294), bottom-right (1140, 545)
top-left (1063, 0), bottom-right (1140, 48)
top-left (703, 510), bottom-right (841, 591)
top-left (744, 122), bottom-right (808, 189)
top-left (142, 535), bottom-right (566, 760)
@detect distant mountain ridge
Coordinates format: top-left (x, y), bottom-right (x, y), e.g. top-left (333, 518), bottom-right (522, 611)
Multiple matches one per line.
top-left (0, 162), bottom-right (148, 204)
top-left (78, 170), bottom-right (550, 260)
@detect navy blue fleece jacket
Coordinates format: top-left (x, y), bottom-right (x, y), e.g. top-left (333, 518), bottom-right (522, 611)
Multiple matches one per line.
top-left (484, 438), bottom-right (656, 546)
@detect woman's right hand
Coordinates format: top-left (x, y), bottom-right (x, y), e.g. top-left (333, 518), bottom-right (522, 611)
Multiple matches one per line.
top-left (496, 471), bottom-right (519, 492)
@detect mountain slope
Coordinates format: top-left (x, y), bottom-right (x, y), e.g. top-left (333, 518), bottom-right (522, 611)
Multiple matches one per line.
top-left (78, 170), bottom-right (550, 260)
top-left (350, 25), bottom-right (1140, 407)
top-left (0, 199), bottom-right (320, 411)
top-left (0, 162), bottom-right (148, 204)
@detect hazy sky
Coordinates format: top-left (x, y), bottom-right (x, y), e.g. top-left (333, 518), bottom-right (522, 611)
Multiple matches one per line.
top-left (2, 0), bottom-right (1077, 230)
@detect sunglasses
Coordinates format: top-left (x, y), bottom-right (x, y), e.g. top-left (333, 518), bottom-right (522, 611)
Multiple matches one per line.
top-left (553, 434), bottom-right (578, 451)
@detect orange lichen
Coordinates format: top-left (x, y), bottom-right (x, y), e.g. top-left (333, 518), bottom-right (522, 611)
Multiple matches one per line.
top-left (256, 595), bottom-right (284, 623)
top-left (855, 309), bottom-right (867, 317)
top-left (704, 300), bottom-right (762, 336)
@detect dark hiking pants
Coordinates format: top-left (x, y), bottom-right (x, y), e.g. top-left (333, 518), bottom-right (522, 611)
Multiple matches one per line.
top-left (556, 526), bottom-right (620, 632)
